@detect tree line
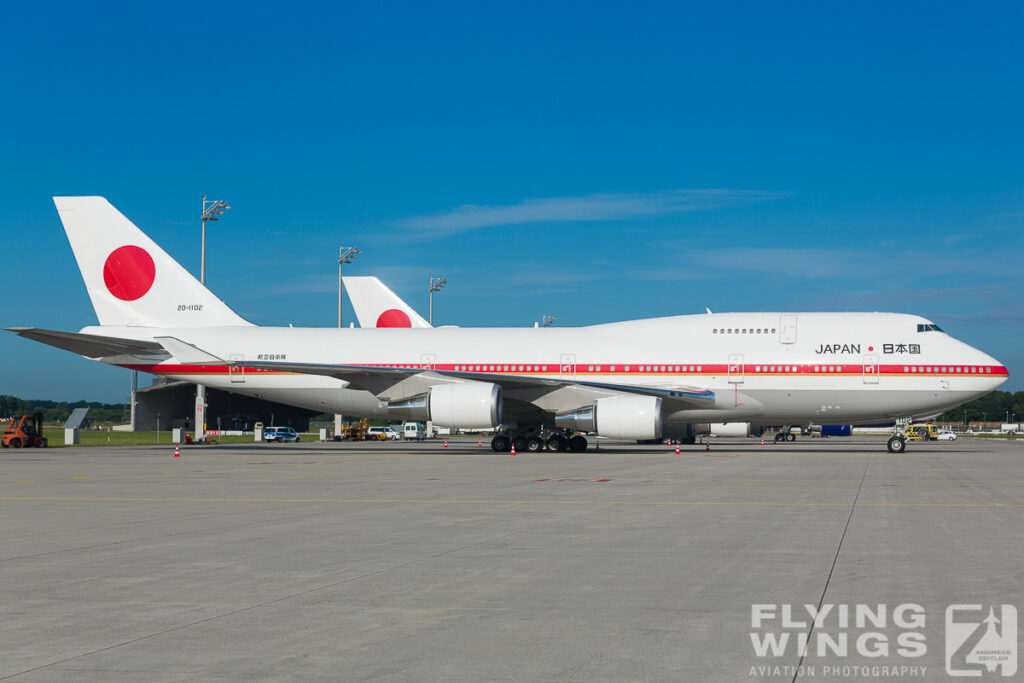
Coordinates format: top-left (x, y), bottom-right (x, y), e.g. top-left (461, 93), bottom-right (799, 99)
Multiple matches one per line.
top-left (0, 395), bottom-right (127, 425)
top-left (937, 390), bottom-right (1024, 425)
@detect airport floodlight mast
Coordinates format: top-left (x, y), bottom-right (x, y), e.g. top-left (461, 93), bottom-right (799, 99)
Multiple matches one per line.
top-left (337, 246), bottom-right (361, 327)
top-left (542, 314), bottom-right (557, 327)
top-left (200, 197), bottom-right (230, 284)
top-left (196, 196), bottom-right (229, 444)
top-left (429, 275), bottom-right (447, 325)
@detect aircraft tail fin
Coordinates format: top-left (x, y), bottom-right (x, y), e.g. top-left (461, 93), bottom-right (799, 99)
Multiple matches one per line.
top-left (53, 197), bottom-right (252, 328)
top-left (343, 276), bottom-right (432, 328)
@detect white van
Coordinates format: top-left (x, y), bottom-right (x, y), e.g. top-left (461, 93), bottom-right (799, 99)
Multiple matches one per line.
top-left (403, 422), bottom-right (425, 441)
top-left (367, 426), bottom-right (401, 440)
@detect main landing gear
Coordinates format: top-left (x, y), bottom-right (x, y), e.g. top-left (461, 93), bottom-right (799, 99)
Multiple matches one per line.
top-left (491, 430), bottom-right (588, 453)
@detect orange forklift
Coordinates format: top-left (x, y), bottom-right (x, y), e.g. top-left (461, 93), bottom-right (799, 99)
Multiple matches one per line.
top-left (2, 412), bottom-right (48, 448)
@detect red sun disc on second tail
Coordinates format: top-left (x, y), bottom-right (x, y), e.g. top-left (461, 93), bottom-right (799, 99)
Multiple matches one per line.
top-left (103, 245), bottom-right (156, 301)
top-left (376, 309), bottom-right (412, 327)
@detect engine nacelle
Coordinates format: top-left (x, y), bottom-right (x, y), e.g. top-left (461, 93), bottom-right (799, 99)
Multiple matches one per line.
top-left (387, 382), bottom-right (503, 428)
top-left (554, 405), bottom-right (596, 432)
top-left (428, 381), bottom-right (502, 428)
top-left (595, 395), bottom-right (662, 440)
top-left (709, 422), bottom-right (753, 437)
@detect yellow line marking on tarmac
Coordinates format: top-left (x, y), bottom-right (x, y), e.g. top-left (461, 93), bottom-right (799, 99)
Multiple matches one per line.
top-left (16, 480), bottom-right (36, 484)
top-left (0, 496), bottom-right (1021, 508)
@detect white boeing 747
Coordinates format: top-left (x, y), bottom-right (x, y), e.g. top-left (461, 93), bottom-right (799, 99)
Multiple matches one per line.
top-left (7, 197), bottom-right (1008, 453)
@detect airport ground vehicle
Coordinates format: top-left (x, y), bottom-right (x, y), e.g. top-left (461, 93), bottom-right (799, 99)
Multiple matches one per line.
top-left (335, 418), bottom-right (384, 440)
top-left (367, 425), bottom-right (401, 440)
top-left (936, 429), bottom-right (958, 440)
top-left (403, 422), bottom-right (425, 440)
top-left (263, 426), bottom-right (300, 442)
top-left (905, 424), bottom-right (938, 440)
top-left (2, 413), bottom-right (48, 448)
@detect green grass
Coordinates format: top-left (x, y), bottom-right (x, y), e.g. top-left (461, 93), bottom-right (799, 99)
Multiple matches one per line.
top-left (31, 428), bottom-right (312, 447)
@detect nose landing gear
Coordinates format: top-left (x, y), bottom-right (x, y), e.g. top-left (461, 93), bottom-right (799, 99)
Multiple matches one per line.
top-left (887, 435), bottom-right (907, 453)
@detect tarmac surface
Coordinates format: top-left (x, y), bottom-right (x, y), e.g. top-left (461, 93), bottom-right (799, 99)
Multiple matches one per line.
top-left (2, 436), bottom-right (1023, 681)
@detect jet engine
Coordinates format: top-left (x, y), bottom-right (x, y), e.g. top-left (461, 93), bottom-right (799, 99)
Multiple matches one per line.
top-left (555, 395), bottom-right (662, 440)
top-left (387, 381), bottom-right (502, 428)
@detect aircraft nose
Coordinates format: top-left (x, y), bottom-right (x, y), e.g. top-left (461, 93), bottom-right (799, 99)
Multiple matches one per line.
top-left (971, 346), bottom-right (1008, 389)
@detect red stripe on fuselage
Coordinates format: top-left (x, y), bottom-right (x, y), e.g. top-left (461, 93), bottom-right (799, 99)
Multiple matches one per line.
top-left (120, 362), bottom-right (1008, 378)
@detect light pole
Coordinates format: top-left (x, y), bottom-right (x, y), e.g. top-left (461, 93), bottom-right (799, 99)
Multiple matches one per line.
top-left (201, 197), bottom-right (230, 284)
top-left (335, 246), bottom-right (360, 438)
top-left (337, 246), bottom-right (361, 327)
top-left (196, 196), bottom-right (230, 444)
top-left (429, 275), bottom-right (447, 326)
top-left (542, 314), bottom-right (557, 327)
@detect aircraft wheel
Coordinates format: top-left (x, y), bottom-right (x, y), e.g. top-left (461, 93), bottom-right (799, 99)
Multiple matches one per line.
top-left (545, 435), bottom-right (566, 452)
top-left (526, 436), bottom-right (544, 452)
top-left (774, 433), bottom-right (785, 443)
top-left (568, 435), bottom-right (588, 452)
top-left (10, 438), bottom-right (22, 449)
top-left (513, 437), bottom-right (528, 452)
top-left (887, 436), bottom-right (906, 454)
top-left (491, 435), bottom-right (510, 452)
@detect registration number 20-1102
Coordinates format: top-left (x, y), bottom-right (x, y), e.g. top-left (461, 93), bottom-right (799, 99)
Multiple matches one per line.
top-left (177, 304), bottom-right (204, 311)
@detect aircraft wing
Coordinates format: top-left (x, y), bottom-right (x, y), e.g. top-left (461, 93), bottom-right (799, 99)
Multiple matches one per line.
top-left (229, 358), bottom-right (717, 410)
top-left (6, 327), bottom-right (166, 359)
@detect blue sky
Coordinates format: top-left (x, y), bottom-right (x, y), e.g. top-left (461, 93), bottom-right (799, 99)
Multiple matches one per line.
top-left (1, 1), bottom-right (1021, 402)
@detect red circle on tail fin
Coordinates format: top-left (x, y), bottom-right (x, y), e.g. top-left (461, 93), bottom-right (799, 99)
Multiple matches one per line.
top-left (103, 246), bottom-right (156, 301)
top-left (376, 309), bottom-right (412, 327)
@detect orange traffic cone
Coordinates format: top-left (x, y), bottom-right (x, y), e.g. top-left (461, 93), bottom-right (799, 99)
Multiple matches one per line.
top-left (174, 444), bottom-right (180, 458)
top-left (477, 439), bottom-right (483, 447)
top-left (510, 442), bottom-right (516, 456)
top-left (443, 440), bottom-right (448, 448)
top-left (760, 438), bottom-right (764, 446)
top-left (595, 441), bottom-right (599, 451)
top-left (675, 443), bottom-right (680, 455)
top-left (705, 443), bottom-right (710, 452)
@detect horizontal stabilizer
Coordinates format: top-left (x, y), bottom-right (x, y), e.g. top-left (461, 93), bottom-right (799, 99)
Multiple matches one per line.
top-left (6, 327), bottom-right (166, 359)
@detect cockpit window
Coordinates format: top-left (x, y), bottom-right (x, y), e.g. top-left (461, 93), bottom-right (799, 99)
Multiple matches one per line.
top-left (916, 323), bottom-right (943, 333)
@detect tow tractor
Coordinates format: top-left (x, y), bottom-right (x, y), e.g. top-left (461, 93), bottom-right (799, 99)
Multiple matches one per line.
top-left (2, 412), bottom-right (48, 448)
